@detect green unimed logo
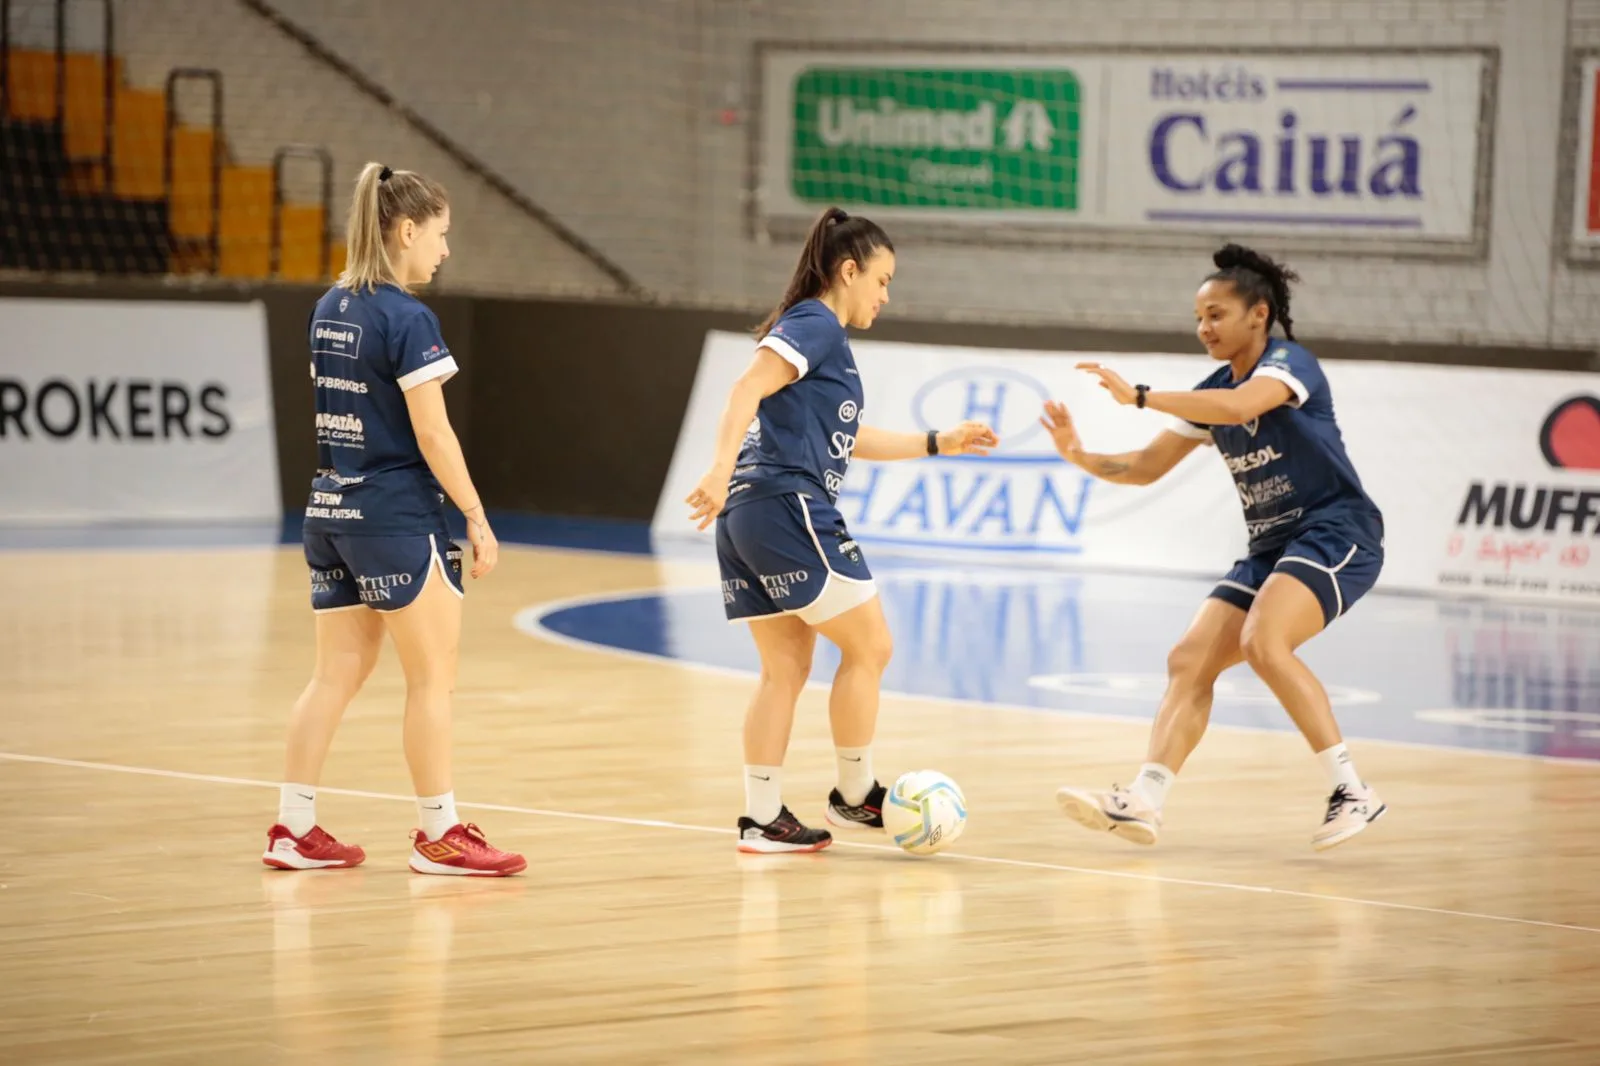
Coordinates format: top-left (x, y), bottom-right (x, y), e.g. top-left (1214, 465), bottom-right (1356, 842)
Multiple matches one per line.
top-left (790, 67), bottom-right (1082, 211)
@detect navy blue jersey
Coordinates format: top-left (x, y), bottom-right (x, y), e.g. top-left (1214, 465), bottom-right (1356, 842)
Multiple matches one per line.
top-left (1172, 341), bottom-right (1381, 553)
top-left (724, 299), bottom-right (864, 509)
top-left (301, 283), bottom-right (459, 536)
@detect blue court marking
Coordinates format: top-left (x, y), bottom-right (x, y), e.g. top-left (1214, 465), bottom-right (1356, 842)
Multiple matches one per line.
top-left (0, 511), bottom-right (656, 555)
top-left (522, 561), bottom-right (1600, 765)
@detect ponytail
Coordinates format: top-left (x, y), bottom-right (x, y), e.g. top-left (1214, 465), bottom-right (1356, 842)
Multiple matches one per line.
top-left (755, 205), bottom-right (893, 336)
top-left (337, 161), bottom-right (449, 293)
top-left (1207, 242), bottom-right (1300, 340)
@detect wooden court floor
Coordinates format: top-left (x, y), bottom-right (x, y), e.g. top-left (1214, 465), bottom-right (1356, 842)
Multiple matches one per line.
top-left (1, 542), bottom-right (1598, 1065)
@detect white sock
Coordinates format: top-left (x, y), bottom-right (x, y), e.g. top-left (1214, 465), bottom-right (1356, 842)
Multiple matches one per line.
top-left (1129, 763), bottom-right (1174, 810)
top-left (279, 783), bottom-right (317, 837)
top-left (835, 746), bottom-right (873, 805)
top-left (1317, 743), bottom-right (1363, 792)
top-left (744, 765), bottom-right (783, 826)
top-left (417, 792), bottom-right (459, 842)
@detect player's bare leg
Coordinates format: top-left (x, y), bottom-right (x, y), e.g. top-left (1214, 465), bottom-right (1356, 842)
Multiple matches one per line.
top-left (264, 608), bottom-right (383, 870)
top-left (814, 596), bottom-right (893, 831)
top-left (1056, 598), bottom-right (1244, 846)
top-left (1243, 572), bottom-right (1385, 850)
top-left (737, 615), bottom-right (829, 852)
top-left (386, 566), bottom-right (524, 875)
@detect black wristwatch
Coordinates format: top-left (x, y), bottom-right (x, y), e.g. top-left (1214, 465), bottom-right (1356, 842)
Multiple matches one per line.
top-left (1135, 384), bottom-right (1149, 409)
top-left (926, 428), bottom-right (940, 456)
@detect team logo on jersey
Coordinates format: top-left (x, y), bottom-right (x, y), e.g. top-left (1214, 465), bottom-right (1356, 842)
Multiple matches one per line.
top-left (1538, 395), bottom-right (1600, 471)
top-left (835, 532), bottom-right (862, 565)
top-left (339, 296), bottom-right (349, 312)
top-left (1243, 417), bottom-right (1260, 437)
top-left (838, 400), bottom-right (859, 423)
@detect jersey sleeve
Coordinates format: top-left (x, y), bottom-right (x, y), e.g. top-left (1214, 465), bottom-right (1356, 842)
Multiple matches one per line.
top-left (1253, 343), bottom-right (1323, 409)
top-left (758, 309), bottom-right (834, 378)
top-left (1168, 372), bottom-right (1218, 441)
top-left (391, 308), bottom-right (459, 392)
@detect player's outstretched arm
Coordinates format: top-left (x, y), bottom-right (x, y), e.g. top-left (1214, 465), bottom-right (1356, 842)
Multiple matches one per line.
top-left (1040, 400), bottom-right (1202, 486)
top-left (1076, 362), bottom-right (1293, 426)
top-left (853, 420), bottom-right (998, 461)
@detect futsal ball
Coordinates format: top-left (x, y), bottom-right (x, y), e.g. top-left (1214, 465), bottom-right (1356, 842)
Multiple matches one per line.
top-left (882, 770), bottom-right (967, 856)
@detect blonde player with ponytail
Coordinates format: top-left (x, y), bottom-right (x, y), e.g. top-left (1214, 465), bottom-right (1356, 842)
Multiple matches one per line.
top-left (262, 162), bottom-right (524, 877)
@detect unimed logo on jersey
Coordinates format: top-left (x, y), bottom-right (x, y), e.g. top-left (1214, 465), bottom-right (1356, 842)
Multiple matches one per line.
top-left (0, 377), bottom-right (231, 441)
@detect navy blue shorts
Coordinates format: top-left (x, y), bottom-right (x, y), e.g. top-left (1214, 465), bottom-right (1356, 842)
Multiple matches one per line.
top-left (716, 492), bottom-right (877, 625)
top-left (1210, 513), bottom-right (1384, 626)
top-left (304, 530), bottom-right (464, 613)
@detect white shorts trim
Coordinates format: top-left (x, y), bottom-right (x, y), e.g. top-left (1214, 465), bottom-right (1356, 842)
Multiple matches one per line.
top-left (727, 493), bottom-right (877, 626)
top-left (1214, 578), bottom-right (1258, 598)
top-left (1277, 543), bottom-right (1359, 617)
top-left (429, 533), bottom-right (465, 601)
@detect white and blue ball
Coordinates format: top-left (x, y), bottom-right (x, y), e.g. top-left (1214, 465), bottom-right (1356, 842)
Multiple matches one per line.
top-left (882, 770), bottom-right (967, 856)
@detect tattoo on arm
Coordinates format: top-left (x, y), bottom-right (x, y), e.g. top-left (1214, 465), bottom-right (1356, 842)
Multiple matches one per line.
top-left (1092, 457), bottom-right (1131, 477)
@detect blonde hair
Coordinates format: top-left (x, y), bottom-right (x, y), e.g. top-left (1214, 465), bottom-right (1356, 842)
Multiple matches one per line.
top-left (336, 162), bottom-right (449, 293)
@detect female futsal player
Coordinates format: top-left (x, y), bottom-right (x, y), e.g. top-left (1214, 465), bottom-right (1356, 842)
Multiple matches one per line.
top-left (262, 161), bottom-right (525, 876)
top-left (684, 206), bottom-right (999, 853)
top-left (1047, 243), bottom-right (1386, 852)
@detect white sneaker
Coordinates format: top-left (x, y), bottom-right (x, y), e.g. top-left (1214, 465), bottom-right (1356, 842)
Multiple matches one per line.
top-left (1055, 785), bottom-right (1161, 846)
top-left (1312, 784), bottom-right (1386, 851)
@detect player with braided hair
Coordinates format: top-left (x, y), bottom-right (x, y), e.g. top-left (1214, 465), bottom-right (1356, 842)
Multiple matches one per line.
top-left (1045, 243), bottom-right (1387, 852)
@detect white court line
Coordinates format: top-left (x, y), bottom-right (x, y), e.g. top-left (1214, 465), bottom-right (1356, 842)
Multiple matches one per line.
top-left (512, 586), bottom-right (1600, 770)
top-left (3, 749), bottom-right (1597, 937)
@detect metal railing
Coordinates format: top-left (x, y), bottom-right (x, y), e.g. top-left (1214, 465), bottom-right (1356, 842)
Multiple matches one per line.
top-left (163, 67), bottom-right (222, 273)
top-left (54, 0), bottom-right (114, 177)
top-left (270, 143), bottom-right (332, 278)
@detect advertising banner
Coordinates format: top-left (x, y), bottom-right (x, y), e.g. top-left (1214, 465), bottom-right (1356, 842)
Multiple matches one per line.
top-left (654, 331), bottom-right (1600, 606)
top-left (0, 298), bottom-right (281, 526)
top-left (758, 49), bottom-right (1490, 244)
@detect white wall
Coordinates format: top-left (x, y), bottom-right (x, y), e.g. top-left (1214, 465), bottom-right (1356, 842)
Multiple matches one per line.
top-left (16, 0), bottom-right (1600, 347)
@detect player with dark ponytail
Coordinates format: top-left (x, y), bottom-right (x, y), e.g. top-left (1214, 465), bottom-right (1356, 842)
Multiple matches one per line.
top-left (685, 206), bottom-right (998, 853)
top-left (1044, 242), bottom-right (1388, 852)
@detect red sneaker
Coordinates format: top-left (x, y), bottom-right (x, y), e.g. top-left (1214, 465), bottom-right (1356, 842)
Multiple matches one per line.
top-left (262, 824), bottom-right (366, 870)
top-left (408, 823), bottom-right (526, 877)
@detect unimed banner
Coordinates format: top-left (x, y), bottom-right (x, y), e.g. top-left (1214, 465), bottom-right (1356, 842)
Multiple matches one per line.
top-left (654, 332), bottom-right (1600, 606)
top-left (758, 48), bottom-right (1490, 246)
top-left (0, 298), bottom-right (281, 525)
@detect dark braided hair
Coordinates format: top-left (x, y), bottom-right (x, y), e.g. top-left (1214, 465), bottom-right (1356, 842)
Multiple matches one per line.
top-left (1205, 243), bottom-right (1301, 341)
top-left (755, 206), bottom-right (894, 336)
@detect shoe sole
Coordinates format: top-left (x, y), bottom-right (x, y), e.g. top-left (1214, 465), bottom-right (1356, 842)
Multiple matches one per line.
top-left (1055, 788), bottom-right (1158, 846)
top-left (408, 850), bottom-right (528, 876)
top-left (262, 852), bottom-right (363, 870)
top-left (1312, 802), bottom-right (1387, 852)
top-left (736, 836), bottom-right (833, 854)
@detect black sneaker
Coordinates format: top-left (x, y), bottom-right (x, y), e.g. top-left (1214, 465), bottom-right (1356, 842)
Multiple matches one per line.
top-left (736, 806), bottom-right (833, 854)
top-left (825, 781), bottom-right (887, 830)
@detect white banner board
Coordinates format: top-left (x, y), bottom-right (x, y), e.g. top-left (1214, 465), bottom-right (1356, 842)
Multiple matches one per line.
top-left (0, 298), bottom-right (281, 525)
top-left (758, 48), bottom-right (1489, 244)
top-left (655, 331), bottom-right (1600, 606)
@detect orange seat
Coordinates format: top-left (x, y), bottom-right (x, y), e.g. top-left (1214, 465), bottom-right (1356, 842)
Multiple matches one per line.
top-left (111, 86), bottom-right (165, 200)
top-left (217, 165), bottom-right (273, 278)
top-left (275, 203), bottom-right (329, 281)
